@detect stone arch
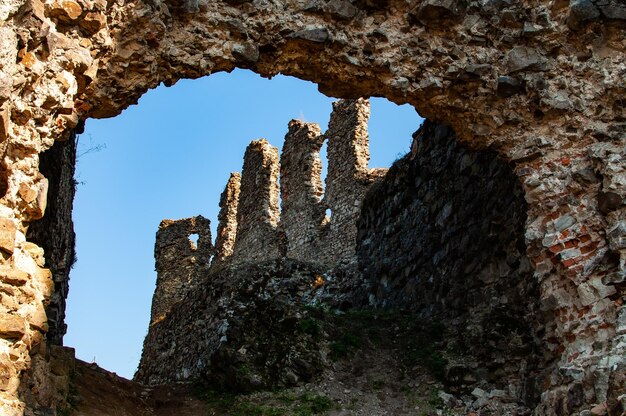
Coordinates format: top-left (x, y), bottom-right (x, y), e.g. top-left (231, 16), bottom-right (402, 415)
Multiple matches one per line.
top-left (0, 0), bottom-right (624, 414)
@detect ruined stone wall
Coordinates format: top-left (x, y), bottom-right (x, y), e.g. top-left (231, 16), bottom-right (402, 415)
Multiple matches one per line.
top-left (218, 99), bottom-right (385, 269)
top-left (150, 216), bottom-right (212, 324)
top-left (0, 0), bottom-right (624, 413)
top-left (25, 134), bottom-right (76, 346)
top-left (357, 120), bottom-right (541, 405)
top-left (321, 98), bottom-right (386, 265)
top-left (279, 120), bottom-right (326, 263)
top-left (135, 259), bottom-right (328, 387)
top-left (231, 140), bottom-right (281, 263)
top-left (212, 172), bottom-right (240, 267)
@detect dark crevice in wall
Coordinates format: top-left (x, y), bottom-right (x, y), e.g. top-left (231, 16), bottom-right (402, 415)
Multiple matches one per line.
top-left (357, 120), bottom-right (543, 406)
top-left (26, 132), bottom-right (78, 345)
top-left (0, 162), bottom-right (8, 200)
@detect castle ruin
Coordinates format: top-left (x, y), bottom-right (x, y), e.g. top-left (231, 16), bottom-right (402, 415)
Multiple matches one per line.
top-left (151, 98), bottom-right (386, 323)
top-left (1, 0), bottom-right (625, 414)
top-left (150, 216), bottom-right (212, 325)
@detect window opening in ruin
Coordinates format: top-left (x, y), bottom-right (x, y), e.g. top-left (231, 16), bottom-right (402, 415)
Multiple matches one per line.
top-left (188, 233), bottom-right (199, 249)
top-left (61, 69), bottom-right (420, 379)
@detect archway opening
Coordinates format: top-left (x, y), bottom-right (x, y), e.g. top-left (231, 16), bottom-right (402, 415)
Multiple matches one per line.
top-left (23, 63), bottom-right (544, 414)
top-left (26, 71), bottom-right (541, 415)
top-left (62, 69), bottom-right (420, 379)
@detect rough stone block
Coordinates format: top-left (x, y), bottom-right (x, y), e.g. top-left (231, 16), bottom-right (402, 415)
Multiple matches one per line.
top-left (0, 357), bottom-right (16, 391)
top-left (327, 0), bottom-right (358, 20)
top-left (79, 12), bottom-right (106, 34)
top-left (290, 28), bottom-right (330, 43)
top-left (232, 43), bottom-right (259, 63)
top-left (506, 46), bottom-right (544, 73)
top-left (607, 221), bottom-right (626, 251)
top-left (578, 278), bottom-right (616, 307)
top-left (567, 0), bottom-right (600, 29)
top-left (22, 242), bottom-right (44, 267)
top-left (496, 76), bottom-right (523, 98)
top-left (33, 268), bottom-right (54, 299)
top-left (0, 266), bottom-right (29, 286)
top-left (0, 218), bottom-right (16, 254)
top-left (0, 313), bottom-right (26, 338)
top-left (411, 0), bottom-right (461, 25)
top-left (45, 0), bottom-right (83, 22)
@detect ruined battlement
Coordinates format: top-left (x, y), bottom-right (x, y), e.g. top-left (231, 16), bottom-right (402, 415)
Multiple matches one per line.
top-left (212, 172), bottom-right (241, 267)
top-left (150, 215), bottom-right (212, 324)
top-left (230, 139), bottom-right (282, 263)
top-left (212, 98), bottom-right (386, 269)
top-left (148, 99), bottom-right (385, 331)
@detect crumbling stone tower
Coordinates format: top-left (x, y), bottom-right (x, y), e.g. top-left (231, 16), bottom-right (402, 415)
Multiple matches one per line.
top-left (320, 98), bottom-right (387, 265)
top-left (212, 172), bottom-right (241, 267)
top-left (230, 139), bottom-right (282, 263)
top-left (150, 216), bottom-right (212, 324)
top-left (279, 120), bottom-right (326, 262)
top-left (213, 99), bottom-right (386, 270)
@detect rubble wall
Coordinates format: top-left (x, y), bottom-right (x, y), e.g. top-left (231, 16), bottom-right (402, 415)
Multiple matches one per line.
top-left (26, 134), bottom-right (77, 346)
top-left (150, 216), bottom-right (212, 324)
top-left (321, 99), bottom-right (387, 265)
top-left (279, 120), bottom-right (326, 263)
top-left (231, 140), bottom-right (281, 263)
top-left (357, 120), bottom-right (541, 405)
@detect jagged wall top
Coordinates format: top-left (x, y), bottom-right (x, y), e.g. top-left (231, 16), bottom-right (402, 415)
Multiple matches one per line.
top-left (151, 215), bottom-right (212, 324)
top-left (214, 98), bottom-right (387, 269)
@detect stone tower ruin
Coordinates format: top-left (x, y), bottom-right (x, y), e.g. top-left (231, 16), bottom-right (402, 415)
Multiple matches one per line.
top-left (150, 216), bottom-right (212, 324)
top-left (209, 98), bottom-right (387, 271)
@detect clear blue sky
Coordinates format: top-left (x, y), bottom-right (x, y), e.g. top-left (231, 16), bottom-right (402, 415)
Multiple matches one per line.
top-left (64, 69), bottom-right (423, 379)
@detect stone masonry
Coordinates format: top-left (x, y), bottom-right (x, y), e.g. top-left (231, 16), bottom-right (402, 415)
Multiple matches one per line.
top-left (214, 99), bottom-right (385, 269)
top-left (357, 120), bottom-right (540, 405)
top-left (0, 0), bottom-right (625, 413)
top-left (25, 134), bottom-right (77, 346)
top-left (320, 98), bottom-right (387, 265)
top-left (138, 100), bottom-right (389, 388)
top-left (230, 139), bottom-right (281, 263)
top-left (212, 172), bottom-right (241, 267)
top-left (150, 216), bottom-right (212, 324)
top-left (279, 120), bottom-right (326, 263)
